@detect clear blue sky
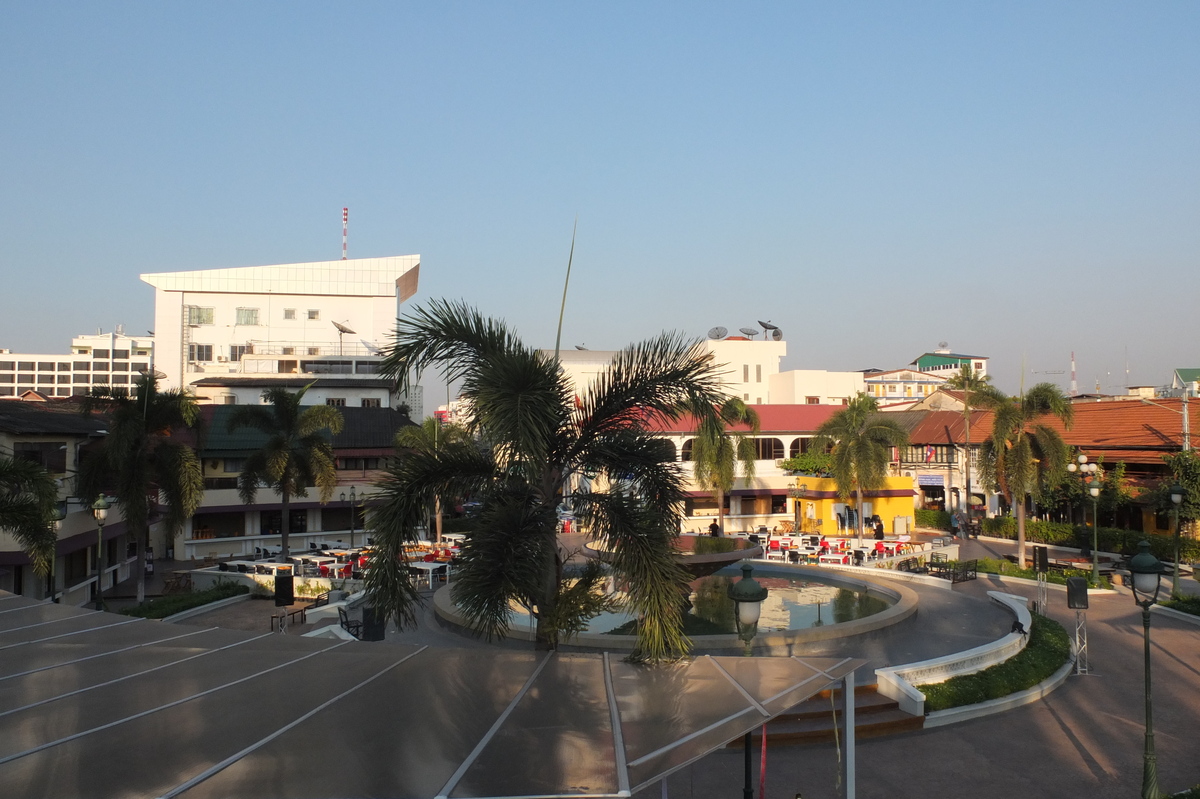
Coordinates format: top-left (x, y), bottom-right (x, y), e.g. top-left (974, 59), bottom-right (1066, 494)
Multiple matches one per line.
top-left (3, 2), bottom-right (1198, 397)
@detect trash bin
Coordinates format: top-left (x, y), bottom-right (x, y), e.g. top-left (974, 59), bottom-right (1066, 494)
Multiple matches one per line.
top-left (361, 606), bottom-right (386, 641)
top-left (274, 567), bottom-right (294, 607)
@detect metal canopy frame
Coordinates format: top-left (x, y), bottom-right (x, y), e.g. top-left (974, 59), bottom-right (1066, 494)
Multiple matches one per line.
top-left (0, 593), bottom-right (862, 799)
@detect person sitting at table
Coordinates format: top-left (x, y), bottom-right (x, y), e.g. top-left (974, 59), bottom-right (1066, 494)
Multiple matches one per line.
top-left (818, 537), bottom-right (829, 556)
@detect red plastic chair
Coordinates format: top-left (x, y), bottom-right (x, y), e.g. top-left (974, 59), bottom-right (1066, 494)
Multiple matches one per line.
top-left (319, 565), bottom-right (330, 577)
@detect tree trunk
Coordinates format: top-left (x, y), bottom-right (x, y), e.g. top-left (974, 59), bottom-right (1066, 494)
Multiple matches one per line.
top-left (280, 489), bottom-right (291, 561)
top-left (1016, 498), bottom-right (1027, 567)
top-left (135, 535), bottom-right (146, 605)
top-left (434, 496), bottom-right (443, 544)
top-left (855, 487), bottom-right (864, 547)
top-left (716, 487), bottom-right (726, 536)
top-left (534, 528), bottom-right (559, 650)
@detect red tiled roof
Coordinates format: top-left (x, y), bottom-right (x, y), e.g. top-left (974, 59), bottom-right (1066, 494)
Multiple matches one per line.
top-left (647, 404), bottom-right (841, 434)
top-left (904, 410), bottom-right (994, 445)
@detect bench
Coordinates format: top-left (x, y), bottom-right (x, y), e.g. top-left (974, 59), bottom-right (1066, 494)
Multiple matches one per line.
top-left (162, 573), bottom-right (192, 595)
top-left (338, 607), bottom-right (362, 639)
top-left (931, 558), bottom-right (977, 583)
top-left (270, 604), bottom-right (310, 631)
top-left (896, 557), bottom-right (929, 575)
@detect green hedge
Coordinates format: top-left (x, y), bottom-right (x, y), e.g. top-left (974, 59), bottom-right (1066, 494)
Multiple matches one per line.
top-left (1163, 595), bottom-right (1200, 617)
top-left (974, 557), bottom-right (1112, 589)
top-left (980, 517), bottom-right (1200, 562)
top-left (922, 614), bottom-right (1071, 712)
top-left (915, 509), bottom-right (951, 531)
top-left (120, 581), bottom-right (249, 619)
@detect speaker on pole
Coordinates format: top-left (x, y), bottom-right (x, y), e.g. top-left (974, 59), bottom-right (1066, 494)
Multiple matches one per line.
top-left (1066, 576), bottom-right (1089, 609)
top-left (274, 567), bottom-right (294, 607)
top-left (1034, 546), bottom-right (1049, 574)
top-left (361, 605), bottom-right (386, 641)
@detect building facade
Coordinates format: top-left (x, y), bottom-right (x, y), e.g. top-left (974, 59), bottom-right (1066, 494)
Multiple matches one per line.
top-left (0, 330), bottom-right (155, 399)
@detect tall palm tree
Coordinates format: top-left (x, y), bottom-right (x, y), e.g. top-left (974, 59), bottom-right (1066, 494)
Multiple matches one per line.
top-left (0, 455), bottom-right (60, 587)
top-left (812, 393), bottom-right (909, 545)
top-left (945, 364), bottom-right (1007, 528)
top-left (81, 373), bottom-right (204, 604)
top-left (227, 385), bottom-right (344, 561)
top-left (394, 417), bottom-right (472, 543)
top-left (371, 299), bottom-right (726, 662)
top-left (979, 383), bottom-right (1073, 566)
top-left (689, 397), bottom-right (760, 535)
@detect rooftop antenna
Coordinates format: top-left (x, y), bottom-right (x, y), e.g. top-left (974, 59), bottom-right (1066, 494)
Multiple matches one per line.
top-left (1070, 351), bottom-right (1078, 396)
top-left (553, 217), bottom-right (578, 364)
top-left (332, 321), bottom-right (356, 355)
top-left (342, 207), bottom-right (348, 260)
top-left (758, 320), bottom-right (780, 341)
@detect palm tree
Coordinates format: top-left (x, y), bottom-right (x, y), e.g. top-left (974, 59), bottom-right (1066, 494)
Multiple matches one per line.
top-left (0, 455), bottom-right (60, 589)
top-left (394, 417), bottom-right (472, 543)
top-left (81, 373), bottom-right (204, 604)
top-left (370, 299), bottom-right (726, 662)
top-left (979, 383), bottom-right (1073, 566)
top-left (945, 364), bottom-right (1007, 529)
top-left (812, 393), bottom-right (909, 545)
top-left (227, 385), bottom-right (344, 561)
top-left (689, 397), bottom-right (760, 535)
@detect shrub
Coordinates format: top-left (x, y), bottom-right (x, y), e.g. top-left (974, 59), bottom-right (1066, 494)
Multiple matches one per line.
top-left (121, 581), bottom-right (249, 619)
top-left (690, 537), bottom-right (742, 555)
top-left (974, 557), bottom-right (1111, 589)
top-left (1163, 595), bottom-right (1200, 617)
top-left (915, 509), bottom-right (951, 531)
top-left (980, 517), bottom-right (1200, 561)
top-left (921, 614), bottom-right (1071, 712)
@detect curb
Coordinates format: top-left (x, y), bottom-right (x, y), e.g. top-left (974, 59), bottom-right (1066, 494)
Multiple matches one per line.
top-left (162, 593), bottom-right (252, 623)
top-left (924, 654), bottom-right (1076, 728)
top-left (1151, 603), bottom-right (1200, 628)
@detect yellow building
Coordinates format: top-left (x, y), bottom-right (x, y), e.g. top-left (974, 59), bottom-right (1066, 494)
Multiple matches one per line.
top-left (787, 475), bottom-right (917, 536)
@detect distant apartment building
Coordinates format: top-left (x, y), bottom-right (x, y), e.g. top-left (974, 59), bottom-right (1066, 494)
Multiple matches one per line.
top-left (910, 348), bottom-right (989, 379)
top-left (140, 255), bottom-right (423, 416)
top-left (0, 329), bottom-right (155, 399)
top-left (768, 369), bottom-right (864, 405)
top-left (863, 368), bottom-right (948, 404)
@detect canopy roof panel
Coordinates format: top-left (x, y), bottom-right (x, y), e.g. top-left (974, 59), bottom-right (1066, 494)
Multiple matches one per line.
top-left (0, 593), bottom-right (861, 798)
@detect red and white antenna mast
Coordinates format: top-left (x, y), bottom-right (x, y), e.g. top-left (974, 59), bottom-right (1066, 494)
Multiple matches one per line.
top-left (342, 207), bottom-right (348, 260)
top-left (1070, 351), bottom-right (1078, 396)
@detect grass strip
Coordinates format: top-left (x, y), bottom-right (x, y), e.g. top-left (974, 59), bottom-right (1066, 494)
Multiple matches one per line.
top-left (1163, 594), bottom-right (1200, 616)
top-left (974, 557), bottom-right (1112, 590)
top-left (921, 613), bottom-right (1071, 713)
top-left (121, 581), bottom-right (250, 619)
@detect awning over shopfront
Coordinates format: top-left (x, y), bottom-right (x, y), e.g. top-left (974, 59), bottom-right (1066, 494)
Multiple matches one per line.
top-left (0, 593), bottom-right (863, 798)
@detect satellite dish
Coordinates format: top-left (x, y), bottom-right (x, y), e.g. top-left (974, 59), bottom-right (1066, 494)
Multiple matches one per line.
top-left (938, 341), bottom-right (949, 350)
top-left (739, 327), bottom-right (759, 338)
top-left (758, 320), bottom-right (779, 331)
top-left (771, 328), bottom-right (783, 341)
top-left (333, 321), bottom-right (357, 335)
top-left (575, 345), bottom-right (588, 350)
top-left (707, 326), bottom-right (728, 340)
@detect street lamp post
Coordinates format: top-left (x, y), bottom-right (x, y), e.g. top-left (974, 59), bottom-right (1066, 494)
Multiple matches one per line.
top-left (789, 484), bottom-right (807, 534)
top-left (1170, 484), bottom-right (1184, 597)
top-left (1067, 455), bottom-right (1102, 585)
top-left (1128, 540), bottom-right (1164, 799)
top-left (48, 506), bottom-right (65, 603)
top-left (340, 486), bottom-right (357, 549)
top-left (91, 495), bottom-right (110, 611)
top-left (728, 564), bottom-right (768, 799)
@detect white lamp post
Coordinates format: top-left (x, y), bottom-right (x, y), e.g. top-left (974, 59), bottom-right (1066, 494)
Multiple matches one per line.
top-left (91, 495), bottom-right (110, 611)
top-left (1128, 540), bottom-right (1164, 799)
top-left (1067, 455), bottom-right (1102, 585)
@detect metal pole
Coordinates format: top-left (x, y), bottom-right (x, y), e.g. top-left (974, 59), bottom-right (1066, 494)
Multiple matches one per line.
top-left (1172, 504), bottom-right (1181, 598)
top-left (1091, 495), bottom-right (1100, 587)
top-left (94, 520), bottom-right (105, 611)
top-left (1183, 389), bottom-right (1190, 452)
top-left (844, 668), bottom-right (856, 799)
top-left (743, 731), bottom-right (753, 799)
top-left (1141, 604), bottom-right (1158, 799)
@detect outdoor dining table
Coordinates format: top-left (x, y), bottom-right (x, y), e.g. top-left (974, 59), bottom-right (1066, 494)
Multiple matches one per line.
top-left (441, 533), bottom-right (467, 545)
top-left (408, 560), bottom-right (450, 590)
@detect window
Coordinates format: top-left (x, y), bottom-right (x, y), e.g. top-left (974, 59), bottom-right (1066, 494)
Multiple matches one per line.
top-left (354, 361), bottom-right (380, 374)
top-left (281, 347), bottom-right (295, 355)
top-left (187, 307), bottom-right (214, 325)
top-left (92, 374), bottom-right (109, 384)
top-left (283, 309), bottom-right (296, 320)
top-left (0, 361), bottom-right (13, 370)
top-left (93, 361), bottom-right (109, 371)
top-left (73, 361), bottom-right (89, 370)
top-left (307, 309), bottom-right (320, 320)
top-left (230, 345), bottom-right (253, 362)
top-left (752, 438), bottom-right (785, 460)
top-left (743, 365), bottom-right (749, 382)
top-left (57, 362), bottom-right (70, 371)
top-left (756, 397), bottom-right (762, 404)
top-left (743, 393), bottom-right (749, 401)
top-left (56, 375), bottom-right (70, 384)
top-left (0, 375), bottom-right (12, 384)
top-left (18, 361), bottom-right (34, 370)
top-left (14, 442), bottom-right (67, 473)
top-left (18, 374), bottom-right (34, 384)
top-left (132, 362), bottom-right (148, 372)
top-left (111, 375), bottom-right (129, 384)
top-left (37, 362), bottom-right (54, 371)
top-left (806, 396), bottom-right (820, 404)
top-left (235, 308), bottom-right (260, 326)
top-left (338, 457), bottom-right (381, 471)
top-left (307, 347), bottom-right (320, 356)
top-left (0, 387), bottom-right (11, 396)
top-left (113, 350), bottom-right (129, 360)
top-left (223, 395), bottom-right (237, 405)
top-left (888, 385), bottom-right (897, 393)
top-left (111, 362), bottom-right (128, 371)
top-left (756, 365), bottom-right (762, 383)
top-left (223, 458), bottom-right (245, 473)
top-left (326, 398), bottom-right (346, 407)
top-left (681, 439), bottom-right (695, 462)
top-left (188, 344), bottom-right (213, 362)
top-left (975, 362), bottom-right (983, 370)
top-left (361, 398), bottom-right (381, 408)
top-left (92, 350), bottom-right (109, 359)
top-left (73, 374), bottom-right (89, 383)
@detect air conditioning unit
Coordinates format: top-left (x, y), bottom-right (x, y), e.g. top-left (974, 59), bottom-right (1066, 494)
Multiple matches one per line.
top-left (217, 356), bottom-right (228, 362)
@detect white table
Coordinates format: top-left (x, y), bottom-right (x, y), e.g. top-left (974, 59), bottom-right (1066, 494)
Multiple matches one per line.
top-left (408, 561), bottom-right (450, 590)
top-left (441, 533), bottom-right (467, 545)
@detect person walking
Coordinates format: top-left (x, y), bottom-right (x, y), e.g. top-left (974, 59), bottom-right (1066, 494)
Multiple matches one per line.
top-left (950, 509), bottom-right (962, 539)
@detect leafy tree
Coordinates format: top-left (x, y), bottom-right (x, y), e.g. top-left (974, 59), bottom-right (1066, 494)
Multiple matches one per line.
top-left (688, 397), bottom-right (759, 535)
top-left (812, 393), bottom-right (909, 544)
top-left (81, 373), bottom-right (204, 604)
top-left (779, 451), bottom-right (833, 477)
top-left (945, 363), bottom-right (1007, 523)
top-left (978, 383), bottom-right (1073, 566)
top-left (370, 299), bottom-right (725, 662)
top-left (1159, 450), bottom-right (1200, 526)
top-left (0, 455), bottom-right (59, 583)
top-left (227, 385), bottom-right (344, 560)
top-left (394, 417), bottom-right (472, 542)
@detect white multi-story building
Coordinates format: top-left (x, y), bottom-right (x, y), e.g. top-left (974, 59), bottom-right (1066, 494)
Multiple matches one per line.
top-left (545, 335), bottom-right (787, 405)
top-left (140, 255), bottom-right (422, 413)
top-left (0, 329), bottom-right (155, 399)
top-left (863, 368), bottom-right (948, 405)
top-left (768, 369), bottom-right (864, 406)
